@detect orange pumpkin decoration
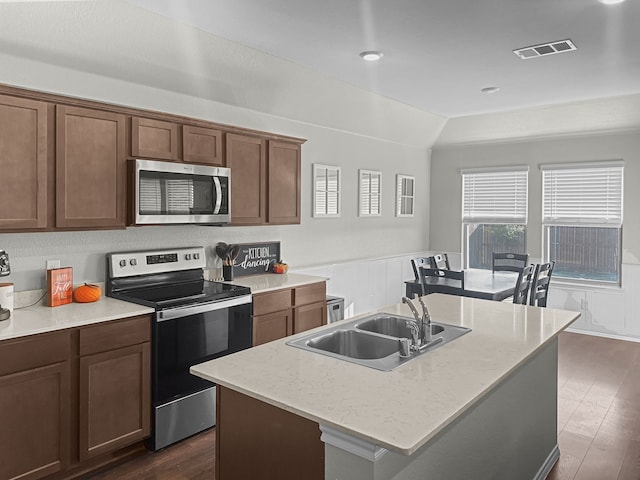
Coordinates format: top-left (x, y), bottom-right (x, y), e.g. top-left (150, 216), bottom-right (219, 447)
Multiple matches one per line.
top-left (73, 283), bottom-right (102, 303)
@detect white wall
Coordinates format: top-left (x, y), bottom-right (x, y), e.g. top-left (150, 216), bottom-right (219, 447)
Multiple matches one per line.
top-left (0, 2), bottom-right (442, 292)
top-left (430, 131), bottom-right (640, 341)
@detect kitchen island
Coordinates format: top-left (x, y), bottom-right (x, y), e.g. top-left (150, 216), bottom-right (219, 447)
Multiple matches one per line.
top-left (191, 293), bottom-right (580, 480)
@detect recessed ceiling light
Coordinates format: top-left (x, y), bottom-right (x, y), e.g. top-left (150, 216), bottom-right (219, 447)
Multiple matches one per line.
top-left (599, 0), bottom-right (625, 4)
top-left (359, 51), bottom-right (383, 62)
top-left (481, 86), bottom-right (501, 94)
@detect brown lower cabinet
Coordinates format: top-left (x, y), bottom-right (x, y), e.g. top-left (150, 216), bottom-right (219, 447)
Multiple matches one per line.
top-left (216, 386), bottom-right (323, 480)
top-left (252, 282), bottom-right (327, 346)
top-left (0, 315), bottom-right (151, 480)
top-left (0, 331), bottom-right (71, 480)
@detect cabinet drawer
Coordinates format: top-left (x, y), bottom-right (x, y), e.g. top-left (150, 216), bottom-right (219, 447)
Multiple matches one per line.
top-left (252, 289), bottom-right (293, 316)
top-left (79, 315), bottom-right (151, 357)
top-left (0, 330), bottom-right (70, 376)
top-left (293, 282), bottom-right (326, 307)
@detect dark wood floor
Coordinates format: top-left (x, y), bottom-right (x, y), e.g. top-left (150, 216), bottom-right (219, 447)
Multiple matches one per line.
top-left (548, 332), bottom-right (640, 480)
top-left (87, 428), bottom-right (216, 480)
top-left (88, 331), bottom-right (640, 480)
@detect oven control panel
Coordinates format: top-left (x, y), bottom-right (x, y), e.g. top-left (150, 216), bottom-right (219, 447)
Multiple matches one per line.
top-left (108, 246), bottom-right (206, 277)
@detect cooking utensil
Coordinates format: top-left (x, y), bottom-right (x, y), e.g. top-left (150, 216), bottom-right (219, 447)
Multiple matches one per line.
top-left (215, 243), bottom-right (229, 263)
top-left (228, 244), bottom-right (240, 263)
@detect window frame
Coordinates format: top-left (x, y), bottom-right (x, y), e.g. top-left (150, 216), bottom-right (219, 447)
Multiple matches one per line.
top-left (312, 164), bottom-right (341, 218)
top-left (540, 161), bottom-right (624, 286)
top-left (359, 169), bottom-right (382, 217)
top-left (461, 166), bottom-right (529, 269)
top-left (396, 174), bottom-right (415, 217)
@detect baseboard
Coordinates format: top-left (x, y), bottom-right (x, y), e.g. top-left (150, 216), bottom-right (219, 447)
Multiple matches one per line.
top-left (533, 444), bottom-right (560, 480)
top-left (565, 327), bottom-right (640, 343)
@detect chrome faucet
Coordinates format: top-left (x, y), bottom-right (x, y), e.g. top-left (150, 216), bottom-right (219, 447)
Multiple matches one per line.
top-left (402, 296), bottom-right (432, 351)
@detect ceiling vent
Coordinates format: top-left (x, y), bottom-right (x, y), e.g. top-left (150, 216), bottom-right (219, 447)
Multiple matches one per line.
top-left (513, 39), bottom-right (577, 60)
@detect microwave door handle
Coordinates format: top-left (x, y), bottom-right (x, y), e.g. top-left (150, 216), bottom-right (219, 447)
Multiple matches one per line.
top-left (213, 177), bottom-right (222, 214)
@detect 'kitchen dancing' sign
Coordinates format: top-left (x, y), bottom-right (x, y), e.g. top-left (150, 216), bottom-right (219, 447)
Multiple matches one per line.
top-left (233, 242), bottom-right (281, 277)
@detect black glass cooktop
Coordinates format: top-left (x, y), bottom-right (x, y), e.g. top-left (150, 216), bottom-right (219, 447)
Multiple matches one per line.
top-left (112, 279), bottom-right (251, 310)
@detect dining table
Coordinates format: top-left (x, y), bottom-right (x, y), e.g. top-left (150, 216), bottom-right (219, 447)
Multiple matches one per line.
top-left (405, 268), bottom-right (520, 301)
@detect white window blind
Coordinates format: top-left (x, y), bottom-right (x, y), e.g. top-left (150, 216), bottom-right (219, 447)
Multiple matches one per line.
top-left (313, 164), bottom-right (340, 217)
top-left (461, 167), bottom-right (528, 224)
top-left (541, 162), bottom-right (623, 226)
top-left (359, 170), bottom-right (381, 216)
top-left (396, 175), bottom-right (415, 217)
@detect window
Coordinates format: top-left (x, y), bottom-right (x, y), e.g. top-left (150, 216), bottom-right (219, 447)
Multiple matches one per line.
top-left (541, 161), bottom-right (623, 284)
top-left (461, 167), bottom-right (528, 269)
top-left (359, 170), bottom-right (381, 216)
top-left (396, 175), bottom-right (415, 217)
top-left (313, 164), bottom-right (340, 217)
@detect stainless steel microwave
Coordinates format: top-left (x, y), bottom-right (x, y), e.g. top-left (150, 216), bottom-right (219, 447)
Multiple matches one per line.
top-left (133, 159), bottom-right (231, 225)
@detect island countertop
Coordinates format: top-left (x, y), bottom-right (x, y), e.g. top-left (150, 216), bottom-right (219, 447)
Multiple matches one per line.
top-left (191, 293), bottom-right (580, 455)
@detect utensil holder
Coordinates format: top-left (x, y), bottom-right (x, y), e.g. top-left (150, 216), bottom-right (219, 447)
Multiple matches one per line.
top-left (222, 265), bottom-right (234, 281)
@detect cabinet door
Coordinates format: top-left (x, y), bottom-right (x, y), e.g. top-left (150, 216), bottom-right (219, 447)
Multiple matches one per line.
top-left (79, 343), bottom-right (150, 460)
top-left (0, 363), bottom-right (70, 480)
top-left (226, 133), bottom-right (266, 225)
top-left (56, 105), bottom-right (126, 228)
top-left (0, 95), bottom-right (49, 230)
top-left (293, 301), bottom-right (327, 334)
top-left (131, 117), bottom-right (179, 161)
top-left (253, 309), bottom-right (293, 346)
top-left (183, 125), bottom-right (224, 166)
top-left (268, 140), bottom-right (301, 224)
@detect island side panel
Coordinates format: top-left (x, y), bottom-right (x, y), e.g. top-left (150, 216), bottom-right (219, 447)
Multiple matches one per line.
top-left (216, 386), bottom-right (325, 480)
top-left (325, 338), bottom-right (559, 480)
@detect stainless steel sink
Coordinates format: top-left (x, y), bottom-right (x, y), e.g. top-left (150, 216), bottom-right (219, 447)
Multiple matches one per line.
top-left (355, 315), bottom-right (445, 338)
top-left (286, 313), bottom-right (471, 371)
top-left (306, 329), bottom-right (399, 359)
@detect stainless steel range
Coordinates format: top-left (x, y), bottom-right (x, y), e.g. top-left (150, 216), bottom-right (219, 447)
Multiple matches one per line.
top-left (106, 246), bottom-right (252, 451)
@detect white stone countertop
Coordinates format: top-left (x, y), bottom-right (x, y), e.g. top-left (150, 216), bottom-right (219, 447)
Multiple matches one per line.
top-left (191, 293), bottom-right (580, 456)
top-left (0, 295), bottom-right (154, 341)
top-left (225, 272), bottom-right (328, 294)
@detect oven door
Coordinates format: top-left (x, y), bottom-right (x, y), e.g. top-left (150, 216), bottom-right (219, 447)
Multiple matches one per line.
top-left (153, 295), bottom-right (252, 406)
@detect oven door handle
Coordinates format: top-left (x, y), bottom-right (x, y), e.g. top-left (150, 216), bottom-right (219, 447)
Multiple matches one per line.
top-left (157, 295), bottom-right (252, 321)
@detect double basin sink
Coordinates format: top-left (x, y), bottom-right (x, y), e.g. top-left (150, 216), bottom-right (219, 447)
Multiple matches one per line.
top-left (286, 313), bottom-right (471, 371)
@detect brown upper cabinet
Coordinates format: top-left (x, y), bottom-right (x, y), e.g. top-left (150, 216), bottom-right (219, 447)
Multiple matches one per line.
top-left (227, 133), bottom-right (267, 225)
top-left (227, 134), bottom-right (302, 226)
top-left (268, 140), bottom-right (301, 224)
top-left (131, 117), bottom-right (179, 161)
top-left (0, 84), bottom-right (304, 232)
top-left (56, 105), bottom-right (127, 229)
top-left (0, 95), bottom-right (50, 230)
top-left (183, 125), bottom-right (224, 166)
top-left (132, 118), bottom-right (224, 166)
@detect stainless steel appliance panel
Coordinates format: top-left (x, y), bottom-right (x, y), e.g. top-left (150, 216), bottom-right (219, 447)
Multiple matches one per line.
top-left (153, 387), bottom-right (216, 450)
top-left (134, 159), bottom-right (230, 225)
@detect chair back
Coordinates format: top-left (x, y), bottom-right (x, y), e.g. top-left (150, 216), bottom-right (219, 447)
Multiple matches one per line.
top-left (529, 262), bottom-right (555, 307)
top-left (419, 267), bottom-right (464, 295)
top-left (512, 264), bottom-right (535, 305)
top-left (411, 257), bottom-right (433, 281)
top-left (493, 252), bottom-right (529, 273)
top-left (430, 253), bottom-right (451, 270)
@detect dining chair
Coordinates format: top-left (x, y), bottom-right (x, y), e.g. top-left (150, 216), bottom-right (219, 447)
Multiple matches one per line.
top-left (512, 264), bottom-right (535, 305)
top-left (529, 261), bottom-right (555, 307)
top-left (419, 267), bottom-right (464, 295)
top-left (430, 253), bottom-right (451, 270)
top-left (411, 257), bottom-right (434, 281)
top-left (492, 252), bottom-right (529, 273)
